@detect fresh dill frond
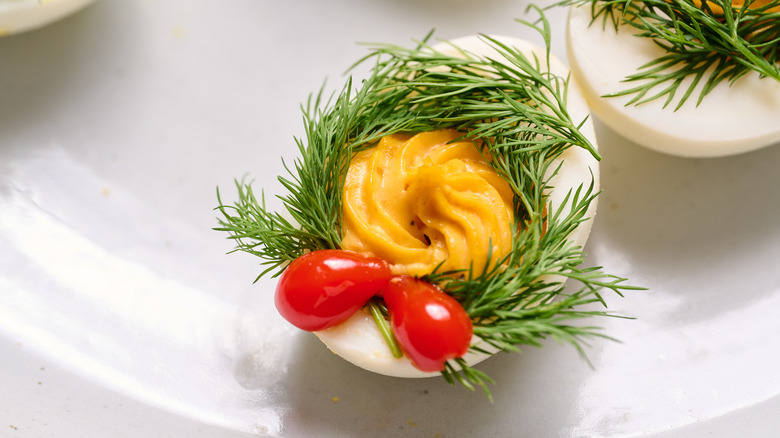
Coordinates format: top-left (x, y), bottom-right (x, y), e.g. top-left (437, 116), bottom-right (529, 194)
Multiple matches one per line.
top-left (216, 7), bottom-right (639, 397)
top-left (556, 0), bottom-right (780, 109)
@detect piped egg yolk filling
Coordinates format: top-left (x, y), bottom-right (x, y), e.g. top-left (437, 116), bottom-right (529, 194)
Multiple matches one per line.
top-left (692, 0), bottom-right (780, 14)
top-left (341, 129), bottom-right (515, 277)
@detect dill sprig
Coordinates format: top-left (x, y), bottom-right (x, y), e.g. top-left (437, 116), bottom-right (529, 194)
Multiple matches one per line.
top-left (558, 0), bottom-right (780, 109)
top-left (216, 7), bottom-right (639, 398)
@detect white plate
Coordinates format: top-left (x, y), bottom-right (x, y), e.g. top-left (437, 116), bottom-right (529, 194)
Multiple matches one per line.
top-left (2, 1), bottom-right (779, 437)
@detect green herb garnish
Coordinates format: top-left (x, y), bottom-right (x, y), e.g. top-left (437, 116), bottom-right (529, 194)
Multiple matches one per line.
top-left (215, 7), bottom-right (639, 400)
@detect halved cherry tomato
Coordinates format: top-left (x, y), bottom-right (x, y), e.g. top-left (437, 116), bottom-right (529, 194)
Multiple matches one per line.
top-left (383, 276), bottom-right (473, 372)
top-left (275, 250), bottom-right (392, 331)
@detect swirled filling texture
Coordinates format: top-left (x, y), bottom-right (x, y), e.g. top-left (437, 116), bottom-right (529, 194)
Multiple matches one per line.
top-left (692, 0), bottom-right (779, 14)
top-left (341, 129), bottom-right (514, 277)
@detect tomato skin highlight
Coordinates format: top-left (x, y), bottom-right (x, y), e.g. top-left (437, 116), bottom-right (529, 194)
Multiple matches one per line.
top-left (383, 276), bottom-right (473, 372)
top-left (274, 250), bottom-right (392, 332)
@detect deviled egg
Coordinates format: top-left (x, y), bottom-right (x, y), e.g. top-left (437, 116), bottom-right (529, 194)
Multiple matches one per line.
top-left (566, 2), bottom-right (780, 157)
top-left (217, 17), bottom-right (634, 394)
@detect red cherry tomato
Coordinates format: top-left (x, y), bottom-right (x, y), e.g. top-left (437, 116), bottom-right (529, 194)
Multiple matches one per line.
top-left (383, 276), bottom-right (473, 372)
top-left (275, 250), bottom-right (392, 331)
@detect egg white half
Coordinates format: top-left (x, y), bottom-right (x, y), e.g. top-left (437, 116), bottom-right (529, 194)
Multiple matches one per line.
top-left (567, 5), bottom-right (780, 157)
top-left (0, 0), bottom-right (96, 36)
top-left (315, 35), bottom-right (600, 378)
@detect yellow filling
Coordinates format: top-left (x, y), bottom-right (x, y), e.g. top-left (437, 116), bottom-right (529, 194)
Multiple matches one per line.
top-left (341, 129), bottom-right (514, 277)
top-left (692, 0), bottom-right (780, 14)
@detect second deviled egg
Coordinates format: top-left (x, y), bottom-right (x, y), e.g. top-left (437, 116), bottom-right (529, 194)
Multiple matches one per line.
top-left (565, 0), bottom-right (780, 157)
